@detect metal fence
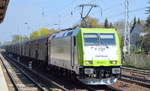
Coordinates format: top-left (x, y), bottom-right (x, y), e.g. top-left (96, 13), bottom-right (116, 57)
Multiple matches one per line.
top-left (124, 54), bottom-right (150, 68)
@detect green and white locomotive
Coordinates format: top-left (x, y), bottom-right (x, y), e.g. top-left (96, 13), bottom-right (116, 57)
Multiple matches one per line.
top-left (4, 28), bottom-right (122, 85)
top-left (48, 28), bottom-right (121, 85)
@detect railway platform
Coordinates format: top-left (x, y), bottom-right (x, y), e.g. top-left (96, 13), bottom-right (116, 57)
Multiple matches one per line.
top-left (0, 54), bottom-right (9, 91)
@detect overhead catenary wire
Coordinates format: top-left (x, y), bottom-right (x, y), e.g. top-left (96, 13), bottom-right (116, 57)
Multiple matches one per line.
top-left (44, 1), bottom-right (146, 30)
top-left (55, 0), bottom-right (79, 15)
top-left (57, 1), bottom-right (121, 29)
top-left (53, 0), bottom-right (99, 29)
top-left (103, 3), bottom-right (123, 12)
top-left (48, 0), bottom-right (103, 29)
top-left (107, 7), bottom-right (146, 19)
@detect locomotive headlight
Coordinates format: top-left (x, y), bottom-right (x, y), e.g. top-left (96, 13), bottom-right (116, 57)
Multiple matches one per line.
top-left (85, 61), bottom-right (93, 64)
top-left (110, 60), bottom-right (117, 64)
top-left (84, 68), bottom-right (94, 74)
top-left (112, 68), bottom-right (120, 74)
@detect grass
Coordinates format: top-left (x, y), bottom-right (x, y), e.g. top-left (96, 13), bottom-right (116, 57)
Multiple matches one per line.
top-left (144, 60), bottom-right (150, 68)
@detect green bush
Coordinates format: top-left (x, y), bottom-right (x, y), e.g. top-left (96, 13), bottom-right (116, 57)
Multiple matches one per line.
top-left (144, 60), bottom-right (150, 68)
top-left (124, 60), bottom-right (134, 66)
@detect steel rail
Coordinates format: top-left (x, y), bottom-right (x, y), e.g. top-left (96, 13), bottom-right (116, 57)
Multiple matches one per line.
top-left (5, 54), bottom-right (69, 91)
top-left (121, 74), bottom-right (150, 88)
top-left (3, 55), bottom-right (46, 91)
top-left (122, 67), bottom-right (150, 75)
top-left (0, 56), bottom-right (20, 91)
top-left (122, 65), bottom-right (150, 71)
top-left (122, 74), bottom-right (150, 83)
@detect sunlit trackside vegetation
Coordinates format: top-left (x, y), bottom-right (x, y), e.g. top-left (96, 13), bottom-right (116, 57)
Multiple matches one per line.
top-left (30, 28), bottom-right (58, 39)
top-left (76, 16), bottom-right (103, 28)
top-left (9, 28), bottom-right (58, 44)
top-left (11, 35), bottom-right (29, 44)
top-left (141, 4), bottom-right (150, 54)
top-left (76, 16), bottom-right (114, 28)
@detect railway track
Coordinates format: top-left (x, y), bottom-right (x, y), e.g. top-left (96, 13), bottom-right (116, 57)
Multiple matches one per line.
top-left (122, 67), bottom-right (150, 76)
top-left (3, 54), bottom-right (68, 91)
top-left (1, 53), bottom-right (123, 91)
top-left (121, 67), bottom-right (150, 89)
top-left (0, 54), bottom-right (46, 91)
top-left (123, 65), bottom-right (150, 71)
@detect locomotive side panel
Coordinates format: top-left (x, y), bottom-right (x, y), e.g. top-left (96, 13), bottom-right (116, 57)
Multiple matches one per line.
top-left (50, 36), bottom-right (72, 70)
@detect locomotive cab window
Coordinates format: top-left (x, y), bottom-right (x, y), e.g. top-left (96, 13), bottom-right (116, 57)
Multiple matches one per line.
top-left (84, 33), bottom-right (99, 46)
top-left (99, 33), bottom-right (116, 45)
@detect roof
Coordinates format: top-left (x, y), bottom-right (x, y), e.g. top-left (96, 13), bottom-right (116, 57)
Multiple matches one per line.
top-left (130, 24), bottom-right (145, 44)
top-left (0, 0), bottom-right (9, 23)
top-left (131, 24), bottom-right (144, 34)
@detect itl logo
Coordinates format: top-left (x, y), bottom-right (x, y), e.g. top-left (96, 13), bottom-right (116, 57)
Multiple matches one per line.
top-left (98, 48), bottom-right (105, 51)
top-left (93, 47), bottom-right (105, 51)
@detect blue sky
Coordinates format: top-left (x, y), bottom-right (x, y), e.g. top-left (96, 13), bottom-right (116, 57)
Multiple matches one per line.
top-left (0, 0), bottom-right (149, 42)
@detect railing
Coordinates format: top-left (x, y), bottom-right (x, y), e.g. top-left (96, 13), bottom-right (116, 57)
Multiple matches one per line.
top-left (124, 54), bottom-right (150, 68)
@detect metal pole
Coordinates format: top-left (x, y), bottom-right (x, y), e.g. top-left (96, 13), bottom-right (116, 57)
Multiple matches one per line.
top-left (127, 0), bottom-right (130, 55)
top-left (123, 0), bottom-right (127, 56)
top-left (78, 4), bottom-right (98, 27)
top-left (123, 0), bottom-right (130, 56)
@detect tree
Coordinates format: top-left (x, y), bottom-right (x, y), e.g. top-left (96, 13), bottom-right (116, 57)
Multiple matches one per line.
top-left (146, 1), bottom-right (150, 14)
top-left (109, 22), bottom-right (114, 28)
top-left (39, 28), bottom-right (50, 36)
top-left (145, 16), bottom-right (150, 30)
top-left (12, 35), bottom-right (23, 43)
top-left (113, 20), bottom-right (125, 34)
top-left (131, 17), bottom-right (137, 31)
top-left (2, 41), bottom-right (11, 45)
top-left (30, 28), bottom-right (58, 39)
top-left (137, 18), bottom-right (141, 24)
top-left (23, 36), bottom-right (29, 41)
top-left (141, 2), bottom-right (150, 54)
top-left (79, 16), bottom-right (103, 28)
top-left (145, 1), bottom-right (150, 28)
top-left (141, 33), bottom-right (150, 54)
top-left (104, 18), bottom-right (109, 28)
top-left (30, 31), bottom-right (39, 39)
top-left (133, 17), bottom-right (137, 24)
top-left (11, 35), bottom-right (29, 43)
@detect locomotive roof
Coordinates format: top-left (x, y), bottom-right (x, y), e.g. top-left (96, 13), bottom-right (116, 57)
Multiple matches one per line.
top-left (50, 28), bottom-right (116, 39)
top-left (50, 28), bottom-right (80, 39)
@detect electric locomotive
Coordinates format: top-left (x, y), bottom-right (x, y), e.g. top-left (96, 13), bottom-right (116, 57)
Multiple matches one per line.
top-left (48, 28), bottom-right (121, 85)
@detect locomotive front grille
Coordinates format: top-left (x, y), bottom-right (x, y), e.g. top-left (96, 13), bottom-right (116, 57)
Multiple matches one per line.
top-left (79, 66), bottom-right (121, 79)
